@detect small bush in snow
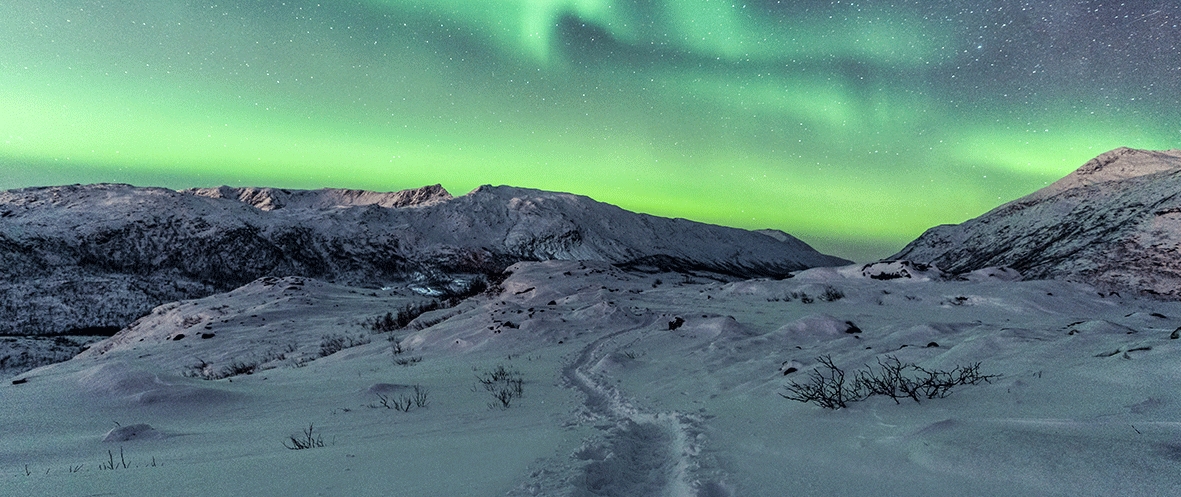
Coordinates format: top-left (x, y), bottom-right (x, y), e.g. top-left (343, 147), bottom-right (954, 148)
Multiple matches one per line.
top-left (220, 359), bottom-right (259, 378)
top-left (365, 301), bottom-right (442, 332)
top-left (394, 356), bottom-right (423, 366)
top-left (283, 424), bottom-right (325, 450)
top-left (477, 365), bottom-right (524, 409)
top-left (369, 385), bottom-right (429, 412)
top-left (98, 447), bottom-right (129, 470)
top-left (182, 357), bottom-right (261, 380)
top-left (781, 356), bottom-right (860, 409)
top-left (782, 355), bottom-right (1000, 409)
top-left (181, 359), bottom-right (213, 380)
top-left (819, 286), bottom-right (845, 302)
top-left (318, 333), bottom-right (371, 357)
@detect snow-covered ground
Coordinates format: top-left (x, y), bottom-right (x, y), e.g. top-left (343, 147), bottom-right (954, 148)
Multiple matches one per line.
top-left (5, 260), bottom-right (1181, 496)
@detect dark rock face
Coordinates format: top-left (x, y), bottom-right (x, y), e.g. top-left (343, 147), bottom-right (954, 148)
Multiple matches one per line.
top-left (0, 183), bottom-right (847, 335)
top-left (891, 147), bottom-right (1181, 298)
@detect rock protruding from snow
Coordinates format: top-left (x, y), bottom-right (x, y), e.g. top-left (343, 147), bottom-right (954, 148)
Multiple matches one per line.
top-left (860, 261), bottom-right (945, 281)
top-left (890, 147), bottom-right (1181, 298)
top-left (0, 183), bottom-right (846, 335)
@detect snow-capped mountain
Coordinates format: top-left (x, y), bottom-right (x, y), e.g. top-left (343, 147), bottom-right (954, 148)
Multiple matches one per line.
top-left (0, 183), bottom-right (848, 335)
top-left (891, 147), bottom-right (1181, 298)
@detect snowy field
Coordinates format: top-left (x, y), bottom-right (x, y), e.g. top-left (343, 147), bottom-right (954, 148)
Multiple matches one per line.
top-left (5, 260), bottom-right (1181, 496)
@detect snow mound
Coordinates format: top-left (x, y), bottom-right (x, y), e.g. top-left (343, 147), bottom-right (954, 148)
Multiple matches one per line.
top-left (102, 423), bottom-right (161, 442)
top-left (76, 362), bottom-right (232, 405)
top-left (672, 315), bottom-right (750, 341)
top-left (772, 314), bottom-right (863, 340)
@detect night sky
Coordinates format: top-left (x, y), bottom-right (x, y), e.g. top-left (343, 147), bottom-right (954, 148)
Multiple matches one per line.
top-left (3, 1), bottom-right (1178, 261)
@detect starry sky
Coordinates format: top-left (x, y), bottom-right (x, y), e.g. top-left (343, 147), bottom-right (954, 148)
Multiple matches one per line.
top-left (2, 1), bottom-right (1178, 261)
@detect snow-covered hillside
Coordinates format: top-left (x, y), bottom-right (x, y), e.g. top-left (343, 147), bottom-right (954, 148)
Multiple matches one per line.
top-left (10, 151), bottom-right (1181, 496)
top-left (892, 147), bottom-right (1181, 298)
top-left (0, 183), bottom-right (847, 337)
top-left (5, 261), bottom-right (1181, 496)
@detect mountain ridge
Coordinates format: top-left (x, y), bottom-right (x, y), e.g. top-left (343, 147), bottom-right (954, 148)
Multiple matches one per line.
top-left (891, 147), bottom-right (1181, 298)
top-left (0, 182), bottom-right (848, 336)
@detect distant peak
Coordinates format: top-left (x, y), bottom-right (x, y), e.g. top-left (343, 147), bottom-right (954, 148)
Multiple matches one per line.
top-left (1021, 147), bottom-right (1181, 202)
top-left (182, 184), bottom-right (451, 210)
top-left (1074, 147), bottom-right (1181, 179)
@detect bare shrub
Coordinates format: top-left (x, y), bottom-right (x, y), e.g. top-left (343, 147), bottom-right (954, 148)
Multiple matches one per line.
top-left (780, 355), bottom-right (863, 409)
top-left (181, 358), bottom-right (213, 379)
top-left (477, 365), bottom-right (524, 409)
top-left (98, 447), bottom-right (129, 470)
top-left (394, 356), bottom-right (423, 366)
top-left (220, 359), bottom-right (259, 378)
top-left (365, 301), bottom-right (442, 332)
top-left (319, 334), bottom-right (371, 357)
top-left (782, 355), bottom-right (1000, 409)
top-left (182, 357), bottom-right (261, 380)
top-left (283, 424), bottom-right (325, 450)
top-left (369, 385), bottom-right (429, 412)
top-left (820, 286), bottom-right (845, 302)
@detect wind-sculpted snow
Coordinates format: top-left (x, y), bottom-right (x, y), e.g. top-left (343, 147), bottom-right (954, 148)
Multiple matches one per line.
top-left (892, 147), bottom-right (1181, 298)
top-left (0, 183), bottom-right (846, 337)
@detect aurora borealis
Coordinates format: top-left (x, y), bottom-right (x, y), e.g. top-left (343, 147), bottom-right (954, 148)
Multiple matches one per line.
top-left (2, 1), bottom-right (1178, 260)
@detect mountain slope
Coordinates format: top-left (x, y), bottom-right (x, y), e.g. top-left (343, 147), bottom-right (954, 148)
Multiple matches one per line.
top-left (891, 147), bottom-right (1181, 297)
top-left (0, 183), bottom-right (847, 335)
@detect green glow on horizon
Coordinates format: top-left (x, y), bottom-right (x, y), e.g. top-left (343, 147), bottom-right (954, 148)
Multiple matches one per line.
top-left (2, 1), bottom-right (1178, 262)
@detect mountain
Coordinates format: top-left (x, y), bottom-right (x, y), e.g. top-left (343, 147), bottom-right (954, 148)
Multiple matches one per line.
top-left (0, 183), bottom-right (848, 335)
top-left (891, 147), bottom-right (1181, 297)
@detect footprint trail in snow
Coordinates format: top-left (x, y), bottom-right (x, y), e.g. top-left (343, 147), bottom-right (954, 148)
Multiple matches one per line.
top-left (514, 321), bottom-right (732, 497)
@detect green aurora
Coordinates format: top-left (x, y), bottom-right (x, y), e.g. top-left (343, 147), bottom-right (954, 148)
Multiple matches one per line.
top-left (2, 1), bottom-right (1178, 261)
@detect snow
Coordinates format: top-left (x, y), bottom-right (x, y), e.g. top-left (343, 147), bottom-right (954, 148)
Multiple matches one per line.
top-left (6, 260), bottom-right (1181, 495)
top-left (891, 147), bottom-right (1181, 297)
top-left (1, 183), bottom-right (847, 337)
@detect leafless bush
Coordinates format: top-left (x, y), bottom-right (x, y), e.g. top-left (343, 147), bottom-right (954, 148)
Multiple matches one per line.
top-left (365, 301), bottom-right (442, 332)
top-left (477, 365), bottom-right (524, 409)
top-left (181, 358), bottom-right (213, 379)
top-left (98, 447), bottom-right (129, 470)
top-left (369, 385), bottom-right (429, 412)
top-left (780, 355), bottom-right (863, 409)
top-left (182, 357), bottom-right (261, 380)
top-left (782, 355), bottom-right (1000, 409)
top-left (819, 286), bottom-right (845, 302)
top-left (319, 333), bottom-right (371, 357)
top-left (220, 359), bottom-right (259, 378)
top-left (283, 424), bottom-right (325, 450)
top-left (394, 356), bottom-right (423, 366)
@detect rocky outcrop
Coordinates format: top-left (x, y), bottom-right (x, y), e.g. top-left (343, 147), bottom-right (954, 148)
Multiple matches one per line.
top-left (891, 147), bottom-right (1181, 298)
top-left (0, 183), bottom-right (847, 335)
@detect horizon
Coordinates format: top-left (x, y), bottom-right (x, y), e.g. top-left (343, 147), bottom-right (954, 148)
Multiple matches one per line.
top-left (3, 1), bottom-right (1178, 262)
